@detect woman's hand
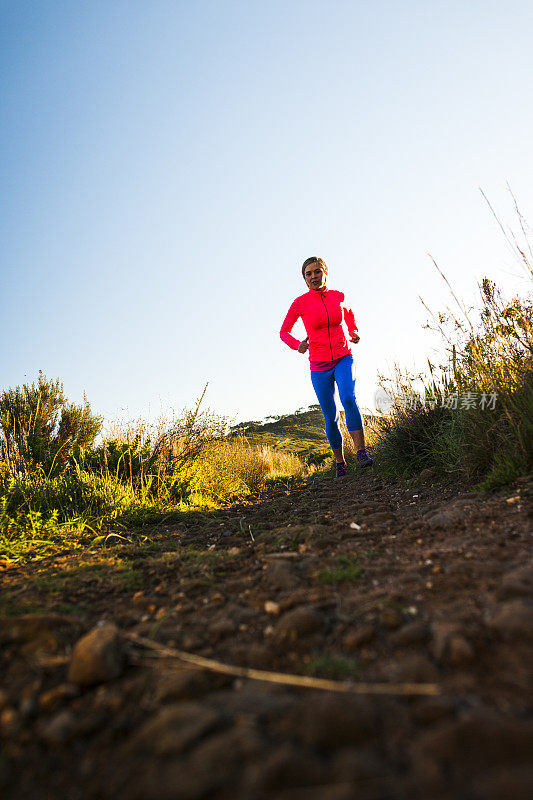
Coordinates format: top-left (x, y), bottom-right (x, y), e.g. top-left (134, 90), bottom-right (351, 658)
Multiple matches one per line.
top-left (350, 332), bottom-right (360, 344)
top-left (298, 337), bottom-right (309, 353)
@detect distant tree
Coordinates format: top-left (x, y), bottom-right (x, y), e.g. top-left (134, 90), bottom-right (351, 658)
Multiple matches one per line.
top-left (0, 371), bottom-right (102, 473)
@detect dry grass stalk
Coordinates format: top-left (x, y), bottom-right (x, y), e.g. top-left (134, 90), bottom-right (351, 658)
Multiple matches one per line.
top-left (124, 632), bottom-right (440, 696)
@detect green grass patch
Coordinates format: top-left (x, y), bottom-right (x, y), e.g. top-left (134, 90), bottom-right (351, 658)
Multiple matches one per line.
top-left (318, 555), bottom-right (364, 585)
top-left (304, 654), bottom-right (359, 680)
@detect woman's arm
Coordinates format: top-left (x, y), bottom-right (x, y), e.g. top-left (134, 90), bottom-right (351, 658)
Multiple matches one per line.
top-left (280, 299), bottom-right (304, 350)
top-left (341, 295), bottom-right (360, 343)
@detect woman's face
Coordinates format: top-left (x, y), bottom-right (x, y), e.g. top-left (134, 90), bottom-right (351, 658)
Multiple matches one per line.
top-left (304, 262), bottom-right (327, 290)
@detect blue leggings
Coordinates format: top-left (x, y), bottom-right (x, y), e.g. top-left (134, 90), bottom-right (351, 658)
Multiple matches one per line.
top-left (310, 355), bottom-right (363, 449)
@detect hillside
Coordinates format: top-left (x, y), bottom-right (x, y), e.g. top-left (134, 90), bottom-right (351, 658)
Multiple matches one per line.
top-left (230, 405), bottom-right (378, 465)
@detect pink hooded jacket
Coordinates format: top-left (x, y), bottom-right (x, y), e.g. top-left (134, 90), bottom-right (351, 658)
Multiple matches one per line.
top-left (280, 287), bottom-right (358, 363)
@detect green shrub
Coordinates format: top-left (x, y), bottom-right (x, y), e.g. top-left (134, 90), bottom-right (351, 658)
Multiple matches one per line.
top-left (374, 204), bottom-right (533, 488)
top-left (1, 469), bottom-right (135, 526)
top-left (0, 372), bottom-right (102, 474)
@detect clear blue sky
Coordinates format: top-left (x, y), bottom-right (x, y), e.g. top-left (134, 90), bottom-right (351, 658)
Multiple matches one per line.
top-left (2, 0), bottom-right (533, 429)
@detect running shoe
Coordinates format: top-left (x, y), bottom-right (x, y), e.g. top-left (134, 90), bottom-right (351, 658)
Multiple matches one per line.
top-left (356, 449), bottom-right (373, 468)
top-left (336, 461), bottom-right (348, 478)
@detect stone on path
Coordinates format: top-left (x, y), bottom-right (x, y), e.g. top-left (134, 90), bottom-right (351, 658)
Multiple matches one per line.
top-left (68, 622), bottom-right (125, 687)
top-left (271, 606), bottom-right (324, 645)
top-left (498, 563), bottom-right (533, 600)
top-left (489, 600), bottom-right (533, 642)
top-left (127, 702), bottom-right (222, 756)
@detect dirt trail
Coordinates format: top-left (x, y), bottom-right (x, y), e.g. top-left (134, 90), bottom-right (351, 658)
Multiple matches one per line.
top-left (1, 471), bottom-right (533, 800)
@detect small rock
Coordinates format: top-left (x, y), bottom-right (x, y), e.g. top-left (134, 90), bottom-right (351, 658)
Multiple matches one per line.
top-left (262, 561), bottom-right (299, 591)
top-left (39, 684), bottom-right (79, 714)
top-left (242, 643), bottom-right (277, 669)
top-left (244, 744), bottom-right (328, 792)
top-left (419, 468), bottom-right (437, 482)
top-left (447, 634), bottom-right (475, 665)
top-left (271, 606), bottom-right (324, 645)
top-left (19, 693), bottom-right (39, 719)
top-left (498, 563), bottom-right (533, 600)
top-left (155, 669), bottom-right (225, 702)
top-left (0, 707), bottom-right (21, 736)
top-left (132, 591), bottom-right (150, 608)
top-left (264, 601), bottom-right (280, 615)
top-left (390, 621), bottom-right (429, 647)
top-left (127, 702), bottom-right (222, 755)
top-left (68, 622), bottom-right (124, 687)
top-left (429, 621), bottom-right (459, 661)
top-left (426, 499), bottom-right (475, 529)
top-left (208, 617), bottom-right (236, 638)
top-left (410, 711), bottom-right (533, 779)
top-left (343, 625), bottom-right (375, 650)
top-left (379, 608), bottom-right (403, 629)
top-left (332, 746), bottom-right (388, 783)
top-left (364, 511), bottom-right (395, 527)
top-left (299, 694), bottom-right (379, 749)
top-left (385, 654), bottom-right (439, 683)
top-left (0, 614), bottom-right (83, 648)
top-left (489, 600), bottom-right (533, 642)
top-left (40, 710), bottom-right (76, 745)
top-left (227, 547), bottom-right (241, 556)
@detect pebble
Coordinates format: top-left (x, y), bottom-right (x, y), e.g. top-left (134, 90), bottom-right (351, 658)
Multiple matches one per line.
top-left (271, 606), bottom-right (324, 645)
top-left (0, 613), bottom-right (80, 643)
top-left (498, 563), bottom-right (533, 600)
top-left (38, 683), bottom-right (79, 714)
top-left (208, 617), bottom-right (236, 638)
top-left (262, 560), bottom-right (299, 591)
top-left (379, 608), bottom-right (404, 629)
top-left (489, 600), bottom-right (533, 642)
top-left (132, 591), bottom-right (150, 608)
top-left (426, 500), bottom-right (474, 529)
top-left (126, 702), bottom-right (222, 756)
top-left (155, 669), bottom-right (218, 702)
top-left (0, 707), bottom-right (21, 736)
top-left (244, 744), bottom-right (328, 793)
top-left (419, 468), bottom-right (437, 482)
top-left (390, 621), bottom-right (429, 647)
top-left (447, 634), bottom-right (475, 665)
top-left (264, 600), bottom-right (280, 615)
top-left (386, 654), bottom-right (439, 683)
top-left (343, 625), bottom-right (375, 650)
top-left (40, 710), bottom-right (76, 745)
top-left (430, 621), bottom-right (460, 661)
top-left (298, 694), bottom-right (379, 749)
top-left (68, 622), bottom-right (125, 687)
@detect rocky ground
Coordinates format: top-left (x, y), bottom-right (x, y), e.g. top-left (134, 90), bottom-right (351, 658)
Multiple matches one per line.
top-left (1, 469), bottom-right (532, 800)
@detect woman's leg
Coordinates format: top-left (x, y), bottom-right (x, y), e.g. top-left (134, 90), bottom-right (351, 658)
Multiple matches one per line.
top-left (334, 356), bottom-right (366, 451)
top-left (310, 368), bottom-right (345, 461)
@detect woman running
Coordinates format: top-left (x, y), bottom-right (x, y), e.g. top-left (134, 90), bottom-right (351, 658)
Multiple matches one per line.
top-left (280, 256), bottom-right (373, 477)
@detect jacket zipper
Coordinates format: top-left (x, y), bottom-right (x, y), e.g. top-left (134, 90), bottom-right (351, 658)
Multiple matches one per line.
top-left (320, 293), bottom-right (334, 360)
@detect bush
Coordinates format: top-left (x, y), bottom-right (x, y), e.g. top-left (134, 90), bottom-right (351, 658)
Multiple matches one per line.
top-left (0, 372), bottom-right (102, 474)
top-left (193, 438), bottom-right (306, 502)
top-left (374, 201), bottom-right (533, 486)
top-left (1, 469), bottom-right (136, 526)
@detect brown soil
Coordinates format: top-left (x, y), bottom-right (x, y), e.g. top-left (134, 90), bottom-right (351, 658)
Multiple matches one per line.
top-left (1, 470), bottom-right (532, 800)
